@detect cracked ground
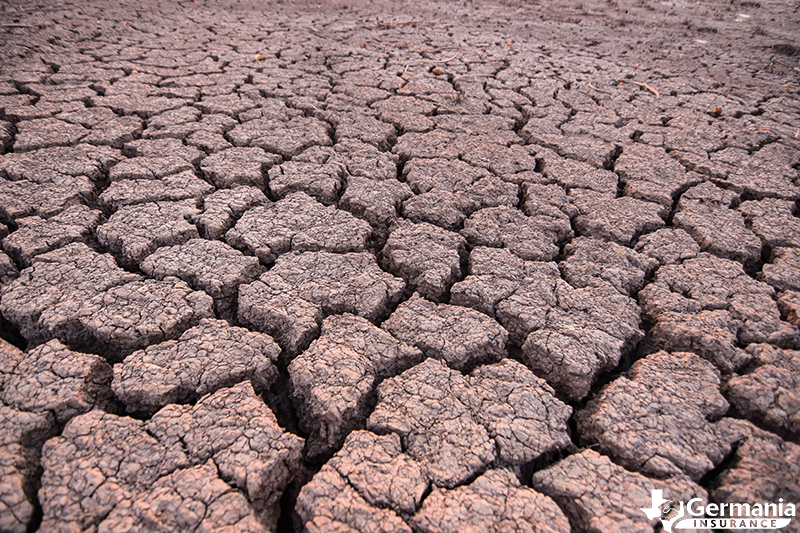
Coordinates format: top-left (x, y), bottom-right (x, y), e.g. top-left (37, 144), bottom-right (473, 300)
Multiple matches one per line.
top-left (1, 0), bottom-right (799, 531)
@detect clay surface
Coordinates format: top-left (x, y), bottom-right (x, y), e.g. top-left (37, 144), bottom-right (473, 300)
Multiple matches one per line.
top-left (0, 0), bottom-right (798, 530)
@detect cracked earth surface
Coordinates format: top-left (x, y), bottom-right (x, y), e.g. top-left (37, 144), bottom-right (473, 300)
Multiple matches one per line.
top-left (0, 0), bottom-right (799, 531)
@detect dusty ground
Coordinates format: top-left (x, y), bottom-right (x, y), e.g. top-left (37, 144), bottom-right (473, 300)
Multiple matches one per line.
top-left (1, 0), bottom-right (799, 531)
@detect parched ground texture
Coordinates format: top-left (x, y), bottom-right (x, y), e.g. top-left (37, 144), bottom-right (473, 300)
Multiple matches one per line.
top-left (0, 0), bottom-right (799, 531)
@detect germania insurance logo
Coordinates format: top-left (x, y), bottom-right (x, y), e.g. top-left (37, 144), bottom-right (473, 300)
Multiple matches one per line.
top-left (640, 489), bottom-right (796, 531)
